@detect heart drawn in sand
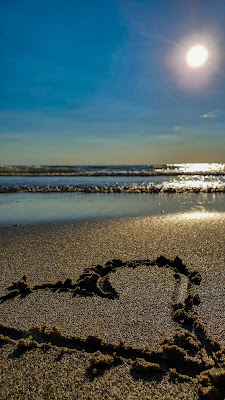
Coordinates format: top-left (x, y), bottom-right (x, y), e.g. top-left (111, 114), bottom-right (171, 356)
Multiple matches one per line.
top-left (1, 256), bottom-right (225, 399)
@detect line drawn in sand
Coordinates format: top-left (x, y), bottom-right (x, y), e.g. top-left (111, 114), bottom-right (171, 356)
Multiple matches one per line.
top-left (1, 256), bottom-right (225, 399)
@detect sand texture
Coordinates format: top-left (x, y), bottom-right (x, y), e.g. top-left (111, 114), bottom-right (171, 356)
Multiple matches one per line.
top-left (1, 213), bottom-right (225, 399)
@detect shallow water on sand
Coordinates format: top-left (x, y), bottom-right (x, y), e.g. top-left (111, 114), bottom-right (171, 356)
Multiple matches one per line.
top-left (0, 191), bottom-right (225, 226)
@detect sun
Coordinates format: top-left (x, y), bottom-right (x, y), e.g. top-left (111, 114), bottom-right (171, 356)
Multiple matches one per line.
top-left (186, 44), bottom-right (209, 69)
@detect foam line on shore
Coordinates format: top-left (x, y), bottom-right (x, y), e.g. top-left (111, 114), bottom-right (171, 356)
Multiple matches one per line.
top-left (1, 184), bottom-right (225, 193)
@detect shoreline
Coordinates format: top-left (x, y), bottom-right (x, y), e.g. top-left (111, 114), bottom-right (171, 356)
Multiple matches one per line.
top-left (1, 214), bottom-right (225, 399)
top-left (1, 185), bottom-right (225, 193)
top-left (1, 192), bottom-right (225, 228)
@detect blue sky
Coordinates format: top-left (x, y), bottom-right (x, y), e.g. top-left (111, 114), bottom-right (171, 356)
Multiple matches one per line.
top-left (0, 0), bottom-right (225, 165)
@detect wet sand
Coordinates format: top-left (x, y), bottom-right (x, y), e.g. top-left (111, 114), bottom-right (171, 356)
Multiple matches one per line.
top-left (0, 212), bottom-right (225, 399)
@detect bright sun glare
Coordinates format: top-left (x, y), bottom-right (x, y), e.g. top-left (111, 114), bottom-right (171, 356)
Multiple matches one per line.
top-left (186, 44), bottom-right (209, 68)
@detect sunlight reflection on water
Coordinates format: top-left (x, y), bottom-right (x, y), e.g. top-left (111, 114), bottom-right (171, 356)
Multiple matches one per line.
top-left (0, 192), bottom-right (225, 226)
top-left (176, 211), bottom-right (222, 220)
top-left (171, 163), bottom-right (225, 174)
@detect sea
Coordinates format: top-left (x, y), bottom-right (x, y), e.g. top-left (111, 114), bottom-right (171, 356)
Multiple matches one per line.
top-left (0, 163), bottom-right (225, 226)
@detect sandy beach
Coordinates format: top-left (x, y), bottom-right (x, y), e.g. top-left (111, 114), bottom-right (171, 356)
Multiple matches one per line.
top-left (1, 212), bottom-right (225, 399)
top-left (1, 0), bottom-right (225, 397)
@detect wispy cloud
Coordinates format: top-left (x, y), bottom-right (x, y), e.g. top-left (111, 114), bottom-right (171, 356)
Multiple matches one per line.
top-left (173, 126), bottom-right (181, 131)
top-left (200, 110), bottom-right (217, 118)
top-left (0, 133), bottom-right (26, 140)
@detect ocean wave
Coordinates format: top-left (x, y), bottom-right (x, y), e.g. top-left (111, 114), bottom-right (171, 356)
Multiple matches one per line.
top-left (1, 163), bottom-right (225, 176)
top-left (1, 182), bottom-right (225, 193)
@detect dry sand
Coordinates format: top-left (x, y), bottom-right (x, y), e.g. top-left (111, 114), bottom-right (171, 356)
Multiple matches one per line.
top-left (0, 212), bottom-right (225, 399)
